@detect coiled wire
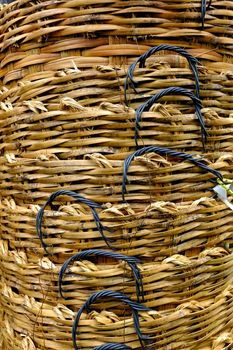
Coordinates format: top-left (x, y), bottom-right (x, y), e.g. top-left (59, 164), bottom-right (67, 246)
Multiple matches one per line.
top-left (122, 146), bottom-right (223, 201)
top-left (134, 86), bottom-right (207, 147)
top-left (124, 44), bottom-right (200, 105)
top-left (93, 344), bottom-right (133, 350)
top-left (72, 290), bottom-right (152, 350)
top-left (201, 0), bottom-right (212, 29)
top-left (36, 190), bottom-right (114, 253)
top-left (59, 249), bottom-right (144, 302)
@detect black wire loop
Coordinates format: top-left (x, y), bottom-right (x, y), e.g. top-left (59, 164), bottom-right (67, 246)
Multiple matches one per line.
top-left (59, 249), bottom-right (144, 302)
top-left (36, 190), bottom-right (114, 253)
top-left (134, 86), bottom-right (207, 148)
top-left (93, 344), bottom-right (133, 350)
top-left (124, 44), bottom-right (200, 105)
top-left (122, 146), bottom-right (223, 201)
top-left (201, 0), bottom-right (212, 29)
top-left (72, 290), bottom-right (152, 350)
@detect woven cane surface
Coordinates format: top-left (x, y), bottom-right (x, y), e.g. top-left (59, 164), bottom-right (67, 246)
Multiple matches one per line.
top-left (0, 1), bottom-right (233, 349)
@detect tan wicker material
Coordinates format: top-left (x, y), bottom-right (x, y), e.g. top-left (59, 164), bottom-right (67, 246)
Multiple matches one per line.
top-left (1, 242), bottom-right (233, 349)
top-left (1, 159), bottom-right (233, 256)
top-left (0, 0), bottom-right (233, 349)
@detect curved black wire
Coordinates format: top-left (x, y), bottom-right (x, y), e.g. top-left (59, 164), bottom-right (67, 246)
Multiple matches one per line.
top-left (201, 0), bottom-right (212, 29)
top-left (59, 249), bottom-right (144, 302)
top-left (122, 146), bottom-right (223, 201)
top-left (124, 44), bottom-right (200, 105)
top-left (72, 290), bottom-right (152, 350)
top-left (93, 344), bottom-right (133, 350)
top-left (36, 190), bottom-right (114, 253)
top-left (134, 86), bottom-right (207, 148)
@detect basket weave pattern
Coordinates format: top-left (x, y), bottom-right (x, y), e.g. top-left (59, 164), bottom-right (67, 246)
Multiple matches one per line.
top-left (0, 0), bottom-right (233, 349)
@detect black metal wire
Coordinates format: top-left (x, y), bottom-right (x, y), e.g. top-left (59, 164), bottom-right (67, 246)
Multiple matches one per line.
top-left (0, 0), bottom-right (15, 3)
top-left (134, 86), bottom-right (207, 148)
top-left (207, 0), bottom-right (212, 10)
top-left (59, 249), bottom-right (144, 302)
top-left (36, 190), bottom-right (114, 253)
top-left (124, 44), bottom-right (200, 105)
top-left (72, 290), bottom-right (152, 350)
top-left (93, 344), bottom-right (133, 350)
top-left (122, 146), bottom-right (223, 201)
top-left (201, 0), bottom-right (212, 29)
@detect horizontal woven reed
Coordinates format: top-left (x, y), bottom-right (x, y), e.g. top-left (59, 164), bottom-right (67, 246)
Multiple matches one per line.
top-left (1, 241), bottom-right (233, 350)
top-left (1, 160), bottom-right (233, 257)
top-left (1, 240), bottom-right (232, 308)
top-left (0, 0), bottom-right (233, 350)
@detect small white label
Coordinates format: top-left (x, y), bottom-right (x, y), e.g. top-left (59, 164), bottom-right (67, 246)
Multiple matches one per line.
top-left (213, 184), bottom-right (233, 210)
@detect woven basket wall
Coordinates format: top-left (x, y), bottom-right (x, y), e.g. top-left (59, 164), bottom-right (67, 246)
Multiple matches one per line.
top-left (0, 0), bottom-right (233, 349)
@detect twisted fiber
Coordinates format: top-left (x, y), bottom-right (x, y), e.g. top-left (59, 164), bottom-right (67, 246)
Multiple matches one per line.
top-left (73, 290), bottom-right (152, 350)
top-left (124, 44), bottom-right (200, 105)
top-left (59, 249), bottom-right (144, 302)
top-left (134, 86), bottom-right (207, 148)
top-left (93, 344), bottom-right (133, 350)
top-left (122, 146), bottom-right (223, 201)
top-left (36, 190), bottom-right (114, 253)
top-left (201, 0), bottom-right (212, 29)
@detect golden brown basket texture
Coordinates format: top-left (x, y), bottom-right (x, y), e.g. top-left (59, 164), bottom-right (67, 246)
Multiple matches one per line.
top-left (0, 0), bottom-right (233, 349)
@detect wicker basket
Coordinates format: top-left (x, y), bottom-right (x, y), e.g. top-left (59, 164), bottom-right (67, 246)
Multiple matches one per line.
top-left (0, 0), bottom-right (233, 349)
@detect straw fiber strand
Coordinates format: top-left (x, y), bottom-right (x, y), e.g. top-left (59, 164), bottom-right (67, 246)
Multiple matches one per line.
top-left (0, 0), bottom-right (233, 349)
top-left (2, 261), bottom-right (233, 349)
top-left (1, 163), bottom-right (233, 258)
